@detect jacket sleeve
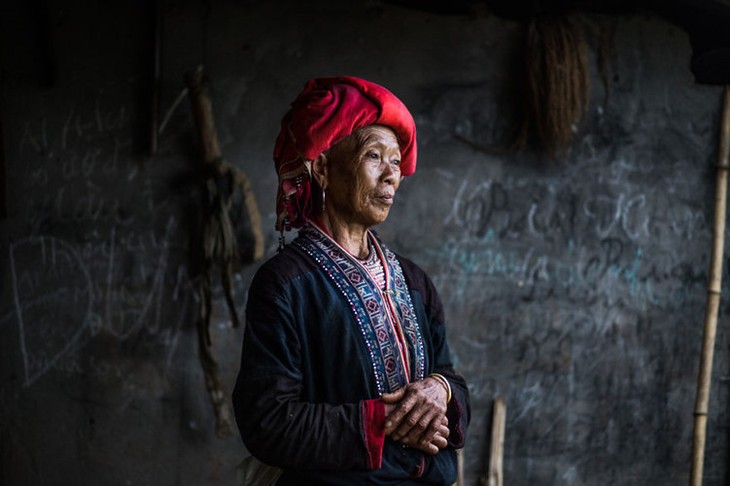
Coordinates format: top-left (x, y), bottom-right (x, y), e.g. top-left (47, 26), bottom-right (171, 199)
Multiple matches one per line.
top-left (402, 257), bottom-right (471, 448)
top-left (232, 264), bottom-right (386, 471)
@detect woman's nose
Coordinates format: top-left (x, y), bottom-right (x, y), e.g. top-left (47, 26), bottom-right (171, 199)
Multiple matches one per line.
top-left (382, 158), bottom-right (400, 182)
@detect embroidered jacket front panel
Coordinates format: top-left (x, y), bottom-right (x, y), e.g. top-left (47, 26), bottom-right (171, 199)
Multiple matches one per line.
top-left (295, 224), bottom-right (425, 395)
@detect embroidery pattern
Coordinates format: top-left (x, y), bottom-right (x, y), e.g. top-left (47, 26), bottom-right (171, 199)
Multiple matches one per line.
top-left (295, 225), bottom-right (425, 394)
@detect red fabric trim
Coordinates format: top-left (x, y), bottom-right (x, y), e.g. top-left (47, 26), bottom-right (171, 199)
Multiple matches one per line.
top-left (362, 399), bottom-right (386, 469)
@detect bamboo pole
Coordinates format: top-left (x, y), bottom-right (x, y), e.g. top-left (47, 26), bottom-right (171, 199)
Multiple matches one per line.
top-left (690, 85), bottom-right (730, 486)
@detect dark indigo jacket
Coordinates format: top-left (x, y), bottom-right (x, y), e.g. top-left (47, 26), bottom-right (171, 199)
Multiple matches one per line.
top-left (233, 235), bottom-right (470, 485)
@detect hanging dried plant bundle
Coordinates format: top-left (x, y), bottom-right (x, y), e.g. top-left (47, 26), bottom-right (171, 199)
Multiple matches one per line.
top-left (515, 14), bottom-right (589, 159)
top-left (199, 157), bottom-right (264, 330)
top-left (186, 68), bottom-right (265, 437)
top-left (197, 156), bottom-right (265, 437)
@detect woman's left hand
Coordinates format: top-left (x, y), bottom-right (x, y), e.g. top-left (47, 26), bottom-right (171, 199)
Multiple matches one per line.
top-left (382, 377), bottom-right (449, 453)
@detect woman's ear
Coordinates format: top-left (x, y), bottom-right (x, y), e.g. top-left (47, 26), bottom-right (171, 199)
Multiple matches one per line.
top-left (311, 153), bottom-right (328, 190)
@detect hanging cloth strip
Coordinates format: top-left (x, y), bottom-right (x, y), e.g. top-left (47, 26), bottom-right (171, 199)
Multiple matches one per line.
top-left (295, 223), bottom-right (425, 395)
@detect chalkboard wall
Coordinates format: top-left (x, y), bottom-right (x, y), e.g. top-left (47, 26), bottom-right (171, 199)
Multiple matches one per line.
top-left (1, 1), bottom-right (727, 485)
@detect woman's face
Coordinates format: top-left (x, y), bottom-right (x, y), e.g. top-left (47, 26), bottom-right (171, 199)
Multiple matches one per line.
top-left (325, 125), bottom-right (402, 229)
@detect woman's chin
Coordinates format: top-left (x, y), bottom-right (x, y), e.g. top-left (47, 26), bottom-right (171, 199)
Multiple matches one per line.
top-left (358, 211), bottom-right (390, 228)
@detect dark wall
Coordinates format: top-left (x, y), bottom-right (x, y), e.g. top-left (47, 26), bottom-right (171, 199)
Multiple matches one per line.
top-left (1, 1), bottom-right (728, 485)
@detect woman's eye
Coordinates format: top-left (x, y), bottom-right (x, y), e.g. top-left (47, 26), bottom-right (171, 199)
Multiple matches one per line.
top-left (368, 152), bottom-right (380, 160)
top-left (392, 159), bottom-right (401, 166)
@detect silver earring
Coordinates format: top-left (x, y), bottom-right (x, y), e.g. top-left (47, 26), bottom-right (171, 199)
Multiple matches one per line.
top-left (321, 189), bottom-right (326, 213)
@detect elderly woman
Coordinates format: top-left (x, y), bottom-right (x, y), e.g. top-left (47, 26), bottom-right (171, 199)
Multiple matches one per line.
top-left (233, 76), bottom-right (470, 485)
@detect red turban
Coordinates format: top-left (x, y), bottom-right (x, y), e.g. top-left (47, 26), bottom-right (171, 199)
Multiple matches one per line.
top-left (273, 76), bottom-right (417, 230)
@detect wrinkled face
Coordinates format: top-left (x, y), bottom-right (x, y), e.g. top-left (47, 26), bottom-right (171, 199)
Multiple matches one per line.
top-left (325, 125), bottom-right (402, 229)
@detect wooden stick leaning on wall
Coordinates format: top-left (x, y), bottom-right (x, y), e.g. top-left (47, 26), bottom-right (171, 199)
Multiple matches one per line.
top-left (186, 66), bottom-right (265, 437)
top-left (690, 85), bottom-right (730, 486)
top-left (481, 396), bottom-right (506, 486)
top-left (489, 397), bottom-right (507, 486)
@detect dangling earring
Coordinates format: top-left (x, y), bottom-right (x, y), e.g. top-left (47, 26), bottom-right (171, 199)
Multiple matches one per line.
top-left (278, 227), bottom-right (286, 252)
top-left (321, 189), bottom-right (326, 213)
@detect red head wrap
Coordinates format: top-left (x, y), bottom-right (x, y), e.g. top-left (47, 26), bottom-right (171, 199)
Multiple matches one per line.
top-left (273, 76), bottom-right (417, 230)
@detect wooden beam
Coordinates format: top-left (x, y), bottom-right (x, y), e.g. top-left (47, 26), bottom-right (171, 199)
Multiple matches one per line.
top-left (0, 107), bottom-right (6, 219)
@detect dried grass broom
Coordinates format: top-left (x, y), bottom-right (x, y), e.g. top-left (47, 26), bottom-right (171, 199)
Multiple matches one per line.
top-left (515, 14), bottom-right (589, 160)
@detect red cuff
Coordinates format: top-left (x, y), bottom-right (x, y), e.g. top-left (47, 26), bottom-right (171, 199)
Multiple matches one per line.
top-left (361, 399), bottom-right (386, 469)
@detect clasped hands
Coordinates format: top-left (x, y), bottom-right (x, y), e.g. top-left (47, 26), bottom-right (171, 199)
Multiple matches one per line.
top-left (381, 377), bottom-right (450, 455)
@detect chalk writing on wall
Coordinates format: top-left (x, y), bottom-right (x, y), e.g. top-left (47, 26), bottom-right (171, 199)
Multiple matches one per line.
top-left (8, 217), bottom-right (198, 387)
top-left (402, 154), bottom-right (714, 481)
top-left (16, 97), bottom-right (175, 230)
top-left (426, 172), bottom-right (708, 318)
top-left (3, 94), bottom-right (206, 388)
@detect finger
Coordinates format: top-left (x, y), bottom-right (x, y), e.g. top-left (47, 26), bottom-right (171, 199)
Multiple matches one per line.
top-left (382, 388), bottom-right (408, 432)
top-left (403, 411), bottom-right (447, 447)
top-left (425, 432), bottom-right (448, 451)
top-left (408, 438), bottom-right (441, 456)
top-left (422, 442), bottom-right (441, 455)
top-left (381, 387), bottom-right (406, 404)
top-left (384, 390), bottom-right (420, 434)
top-left (418, 423), bottom-right (449, 449)
top-left (393, 406), bottom-right (435, 442)
top-left (382, 388), bottom-right (407, 416)
top-left (391, 402), bottom-right (427, 440)
top-left (427, 422), bottom-right (450, 440)
top-left (402, 411), bottom-right (449, 449)
top-left (437, 422), bottom-right (450, 439)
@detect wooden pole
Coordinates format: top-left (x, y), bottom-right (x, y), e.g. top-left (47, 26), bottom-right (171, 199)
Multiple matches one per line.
top-left (454, 448), bottom-right (464, 486)
top-left (483, 396), bottom-right (506, 486)
top-left (690, 85), bottom-right (730, 486)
